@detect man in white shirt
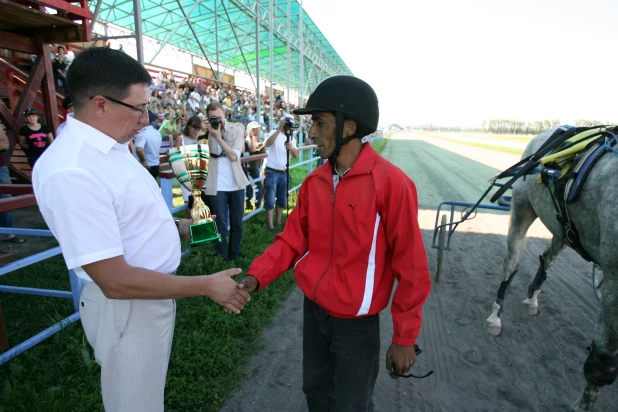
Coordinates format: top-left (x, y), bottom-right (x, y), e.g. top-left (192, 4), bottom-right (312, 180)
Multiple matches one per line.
top-left (263, 116), bottom-right (298, 233)
top-left (189, 91), bottom-right (200, 112)
top-left (133, 118), bottom-right (163, 179)
top-left (56, 95), bottom-right (74, 136)
top-left (32, 47), bottom-right (250, 412)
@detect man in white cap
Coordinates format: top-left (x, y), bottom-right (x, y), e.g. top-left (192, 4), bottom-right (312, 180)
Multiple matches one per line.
top-left (245, 121), bottom-right (265, 210)
top-left (189, 91), bottom-right (200, 112)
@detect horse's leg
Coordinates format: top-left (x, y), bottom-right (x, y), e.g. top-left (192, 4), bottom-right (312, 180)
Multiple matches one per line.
top-left (522, 236), bottom-right (565, 316)
top-left (572, 271), bottom-right (618, 412)
top-left (486, 186), bottom-right (537, 336)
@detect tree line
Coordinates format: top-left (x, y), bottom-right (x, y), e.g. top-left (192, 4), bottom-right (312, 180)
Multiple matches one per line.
top-left (410, 119), bottom-right (616, 134)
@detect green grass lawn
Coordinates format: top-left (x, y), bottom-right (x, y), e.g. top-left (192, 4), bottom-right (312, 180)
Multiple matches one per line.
top-left (418, 132), bottom-right (525, 155)
top-left (371, 133), bottom-right (390, 155)
top-left (0, 141), bottom-right (390, 412)
top-left (0, 170), bottom-right (318, 411)
top-left (458, 133), bottom-right (534, 143)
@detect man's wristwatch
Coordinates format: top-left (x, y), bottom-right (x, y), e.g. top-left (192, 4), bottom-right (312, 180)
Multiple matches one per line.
top-left (174, 219), bottom-right (181, 230)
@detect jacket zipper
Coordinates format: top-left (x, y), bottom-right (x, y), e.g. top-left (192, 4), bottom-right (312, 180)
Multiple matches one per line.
top-left (313, 176), bottom-right (338, 303)
top-left (312, 170), bottom-right (372, 305)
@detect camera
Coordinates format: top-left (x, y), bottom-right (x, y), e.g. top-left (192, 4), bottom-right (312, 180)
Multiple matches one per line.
top-left (208, 116), bottom-right (221, 130)
top-left (282, 114), bottom-right (299, 132)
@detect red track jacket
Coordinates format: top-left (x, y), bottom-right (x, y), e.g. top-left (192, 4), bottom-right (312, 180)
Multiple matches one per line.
top-left (249, 144), bottom-right (431, 346)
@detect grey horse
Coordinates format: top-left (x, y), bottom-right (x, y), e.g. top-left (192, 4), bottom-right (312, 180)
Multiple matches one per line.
top-left (485, 128), bottom-right (618, 412)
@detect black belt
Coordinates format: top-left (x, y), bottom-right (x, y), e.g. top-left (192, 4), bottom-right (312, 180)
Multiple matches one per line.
top-left (210, 152), bottom-right (226, 159)
top-left (266, 166), bottom-right (287, 173)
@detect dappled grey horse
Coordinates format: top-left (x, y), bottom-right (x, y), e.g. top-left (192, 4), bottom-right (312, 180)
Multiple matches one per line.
top-left (485, 128), bottom-right (618, 412)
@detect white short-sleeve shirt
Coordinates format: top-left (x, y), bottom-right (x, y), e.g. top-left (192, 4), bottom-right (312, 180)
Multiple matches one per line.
top-left (133, 125), bottom-right (162, 166)
top-left (265, 131), bottom-right (296, 171)
top-left (32, 115), bottom-right (181, 281)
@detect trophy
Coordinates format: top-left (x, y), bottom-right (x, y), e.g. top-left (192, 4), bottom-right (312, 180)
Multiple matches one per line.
top-left (167, 141), bottom-right (221, 246)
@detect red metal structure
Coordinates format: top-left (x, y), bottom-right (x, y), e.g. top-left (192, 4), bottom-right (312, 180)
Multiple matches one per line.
top-left (0, 1), bottom-right (92, 348)
top-left (0, 0), bottom-right (93, 179)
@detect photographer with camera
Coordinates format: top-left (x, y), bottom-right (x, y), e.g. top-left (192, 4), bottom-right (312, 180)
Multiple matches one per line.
top-left (203, 102), bottom-right (249, 260)
top-left (262, 115), bottom-right (298, 233)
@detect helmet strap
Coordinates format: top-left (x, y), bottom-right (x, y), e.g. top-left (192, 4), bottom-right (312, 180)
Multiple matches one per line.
top-left (329, 112), bottom-right (358, 167)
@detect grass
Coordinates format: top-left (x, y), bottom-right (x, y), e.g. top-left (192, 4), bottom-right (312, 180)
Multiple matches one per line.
top-left (0, 143), bottom-right (390, 411)
top-left (0, 165), bottom-right (320, 411)
top-left (418, 132), bottom-right (525, 155)
top-left (457, 133), bottom-right (534, 143)
top-left (371, 133), bottom-right (391, 154)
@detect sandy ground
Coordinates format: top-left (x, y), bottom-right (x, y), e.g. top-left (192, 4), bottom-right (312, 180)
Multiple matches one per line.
top-left (220, 132), bottom-right (616, 412)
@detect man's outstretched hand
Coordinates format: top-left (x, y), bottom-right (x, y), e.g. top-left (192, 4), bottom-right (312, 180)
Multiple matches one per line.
top-left (386, 343), bottom-right (417, 379)
top-left (224, 276), bottom-right (259, 314)
top-left (206, 268), bottom-right (250, 314)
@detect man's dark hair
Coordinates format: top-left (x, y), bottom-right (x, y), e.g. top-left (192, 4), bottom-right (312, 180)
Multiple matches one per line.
top-left (67, 47), bottom-right (152, 110)
top-left (62, 95), bottom-right (72, 110)
top-left (57, 45), bottom-right (65, 52)
top-left (206, 101), bottom-right (224, 115)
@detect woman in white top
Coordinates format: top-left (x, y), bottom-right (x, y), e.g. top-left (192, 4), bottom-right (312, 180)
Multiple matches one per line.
top-left (176, 115), bottom-right (206, 217)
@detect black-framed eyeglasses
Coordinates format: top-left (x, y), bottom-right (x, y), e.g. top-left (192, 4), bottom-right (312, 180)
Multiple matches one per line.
top-left (389, 345), bottom-right (435, 379)
top-left (89, 95), bottom-right (148, 119)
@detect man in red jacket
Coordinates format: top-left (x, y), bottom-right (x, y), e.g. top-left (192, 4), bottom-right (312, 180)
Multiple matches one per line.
top-left (239, 75), bottom-right (431, 411)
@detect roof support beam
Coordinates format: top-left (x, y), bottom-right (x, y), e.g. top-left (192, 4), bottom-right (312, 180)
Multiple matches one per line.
top-left (230, 0), bottom-right (337, 75)
top-left (133, 0), bottom-right (144, 65)
top-left (286, 0), bottom-right (291, 113)
top-left (91, 0), bottom-right (103, 36)
top-left (215, 0), bottom-right (220, 76)
top-left (175, 0), bottom-right (219, 80)
top-left (255, 2), bottom-right (261, 124)
top-left (147, 0), bottom-right (202, 64)
top-left (269, 0), bottom-right (274, 130)
top-left (299, 0), bottom-right (305, 110)
top-left (220, 0), bottom-right (256, 90)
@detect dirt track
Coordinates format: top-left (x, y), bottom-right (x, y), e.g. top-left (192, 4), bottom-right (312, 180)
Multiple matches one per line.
top-left (220, 132), bottom-right (616, 412)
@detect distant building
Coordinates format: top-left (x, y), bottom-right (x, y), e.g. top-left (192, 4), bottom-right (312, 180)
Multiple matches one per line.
top-left (389, 123), bottom-right (404, 131)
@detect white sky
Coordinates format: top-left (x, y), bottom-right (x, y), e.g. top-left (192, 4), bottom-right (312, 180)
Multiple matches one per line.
top-left (302, 0), bottom-right (617, 127)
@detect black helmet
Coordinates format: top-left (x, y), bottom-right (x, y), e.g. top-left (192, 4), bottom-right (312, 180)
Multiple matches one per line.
top-left (294, 75), bottom-right (379, 165)
top-left (293, 75), bottom-right (379, 134)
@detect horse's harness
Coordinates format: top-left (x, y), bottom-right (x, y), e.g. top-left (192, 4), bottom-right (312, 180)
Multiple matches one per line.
top-left (491, 125), bottom-right (618, 262)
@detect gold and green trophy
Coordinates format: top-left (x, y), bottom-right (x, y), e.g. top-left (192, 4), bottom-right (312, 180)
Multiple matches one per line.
top-left (167, 141), bottom-right (221, 246)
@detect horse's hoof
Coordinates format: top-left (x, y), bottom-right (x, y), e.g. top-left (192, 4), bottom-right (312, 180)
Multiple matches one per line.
top-left (522, 298), bottom-right (539, 316)
top-left (487, 324), bottom-right (502, 336)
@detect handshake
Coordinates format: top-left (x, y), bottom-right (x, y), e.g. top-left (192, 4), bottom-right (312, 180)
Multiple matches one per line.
top-left (177, 219), bottom-right (257, 314)
top-left (205, 268), bottom-right (258, 314)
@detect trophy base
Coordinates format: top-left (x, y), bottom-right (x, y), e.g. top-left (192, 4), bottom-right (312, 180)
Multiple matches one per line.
top-left (189, 220), bottom-right (222, 246)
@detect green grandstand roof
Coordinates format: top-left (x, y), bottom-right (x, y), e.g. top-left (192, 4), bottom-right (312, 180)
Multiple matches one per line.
top-left (90, 0), bottom-right (353, 94)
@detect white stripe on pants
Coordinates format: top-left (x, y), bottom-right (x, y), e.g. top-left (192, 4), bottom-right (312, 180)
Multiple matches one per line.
top-left (79, 281), bottom-right (176, 412)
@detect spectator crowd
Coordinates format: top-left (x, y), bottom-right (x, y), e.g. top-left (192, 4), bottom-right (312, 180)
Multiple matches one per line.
top-left (5, 44), bottom-right (319, 261)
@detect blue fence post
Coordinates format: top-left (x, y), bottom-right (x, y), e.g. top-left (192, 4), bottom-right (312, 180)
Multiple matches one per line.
top-left (69, 269), bottom-right (86, 313)
top-left (299, 134), bottom-right (304, 164)
top-left (161, 178), bottom-right (174, 209)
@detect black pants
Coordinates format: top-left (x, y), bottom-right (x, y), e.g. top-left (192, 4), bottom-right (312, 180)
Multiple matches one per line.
top-left (303, 296), bottom-right (380, 412)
